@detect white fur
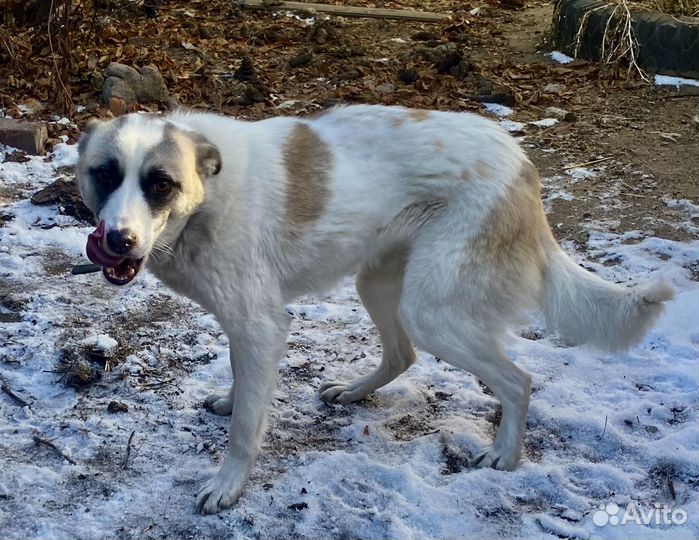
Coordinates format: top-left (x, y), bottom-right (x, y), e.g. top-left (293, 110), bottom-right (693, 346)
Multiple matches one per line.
top-left (542, 246), bottom-right (675, 351)
top-left (77, 105), bottom-right (673, 514)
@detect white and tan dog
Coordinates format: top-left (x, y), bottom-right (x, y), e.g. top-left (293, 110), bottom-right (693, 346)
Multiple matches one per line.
top-left (76, 105), bottom-right (673, 514)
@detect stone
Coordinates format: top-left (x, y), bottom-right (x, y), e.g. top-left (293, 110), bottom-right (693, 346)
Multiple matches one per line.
top-left (108, 97), bottom-right (128, 117)
top-left (398, 68), bottom-right (419, 84)
top-left (100, 62), bottom-right (169, 105)
top-left (544, 82), bottom-right (565, 93)
top-left (101, 75), bottom-right (138, 104)
top-left (545, 106), bottom-right (570, 119)
top-left (107, 400), bottom-right (129, 413)
top-left (545, 106), bottom-right (577, 122)
top-left (0, 119), bottom-right (48, 155)
top-left (198, 24), bottom-right (215, 39)
top-left (289, 52), bottom-right (313, 68)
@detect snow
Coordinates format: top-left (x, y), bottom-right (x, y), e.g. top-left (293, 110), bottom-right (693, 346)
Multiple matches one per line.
top-left (0, 143), bottom-right (697, 539)
top-left (499, 120), bottom-right (526, 133)
top-left (654, 75), bottom-right (699, 88)
top-left (548, 51), bottom-right (574, 64)
top-left (530, 118), bottom-right (559, 128)
top-left (50, 142), bottom-right (79, 168)
top-left (80, 334), bottom-right (119, 354)
top-left (565, 165), bottom-right (600, 182)
top-left (483, 103), bottom-right (513, 117)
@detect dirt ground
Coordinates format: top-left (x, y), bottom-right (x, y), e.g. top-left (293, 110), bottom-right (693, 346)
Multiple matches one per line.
top-left (455, 2), bottom-right (699, 245)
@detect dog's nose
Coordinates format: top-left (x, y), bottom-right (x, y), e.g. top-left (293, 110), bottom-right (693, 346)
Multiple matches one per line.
top-left (106, 229), bottom-right (137, 255)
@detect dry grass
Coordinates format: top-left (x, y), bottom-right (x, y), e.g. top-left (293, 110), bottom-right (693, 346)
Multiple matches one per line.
top-left (571, 0), bottom-right (650, 82)
top-left (643, 0), bottom-right (699, 16)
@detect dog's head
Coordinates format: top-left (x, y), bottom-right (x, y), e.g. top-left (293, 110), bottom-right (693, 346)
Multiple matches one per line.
top-left (76, 113), bottom-right (221, 285)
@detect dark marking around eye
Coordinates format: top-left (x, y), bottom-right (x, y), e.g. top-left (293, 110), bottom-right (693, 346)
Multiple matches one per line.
top-left (89, 158), bottom-right (123, 212)
top-left (140, 167), bottom-right (181, 213)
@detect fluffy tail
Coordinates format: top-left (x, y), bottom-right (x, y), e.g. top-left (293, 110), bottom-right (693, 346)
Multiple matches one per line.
top-left (541, 243), bottom-right (674, 352)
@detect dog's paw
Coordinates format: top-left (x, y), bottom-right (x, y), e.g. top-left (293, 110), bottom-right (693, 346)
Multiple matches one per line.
top-left (471, 446), bottom-right (519, 471)
top-left (319, 380), bottom-right (366, 405)
top-left (195, 469), bottom-right (245, 514)
top-left (204, 393), bottom-right (233, 415)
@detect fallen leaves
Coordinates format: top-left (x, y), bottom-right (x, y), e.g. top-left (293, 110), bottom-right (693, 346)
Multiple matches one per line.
top-left (0, 0), bottom-right (655, 137)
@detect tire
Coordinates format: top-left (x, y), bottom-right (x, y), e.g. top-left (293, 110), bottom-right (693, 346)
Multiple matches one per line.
top-left (555, 0), bottom-right (699, 79)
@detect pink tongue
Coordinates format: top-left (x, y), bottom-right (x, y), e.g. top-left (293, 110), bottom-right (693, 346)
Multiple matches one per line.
top-left (86, 221), bottom-right (126, 267)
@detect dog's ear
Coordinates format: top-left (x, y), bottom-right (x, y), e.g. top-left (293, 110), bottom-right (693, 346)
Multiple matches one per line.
top-left (190, 132), bottom-right (222, 178)
top-left (78, 118), bottom-right (104, 154)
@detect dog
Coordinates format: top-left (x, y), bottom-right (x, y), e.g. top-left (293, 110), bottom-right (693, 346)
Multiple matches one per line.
top-left (76, 105), bottom-right (673, 514)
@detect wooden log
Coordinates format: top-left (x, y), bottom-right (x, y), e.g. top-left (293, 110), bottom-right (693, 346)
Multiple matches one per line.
top-left (239, 0), bottom-right (449, 22)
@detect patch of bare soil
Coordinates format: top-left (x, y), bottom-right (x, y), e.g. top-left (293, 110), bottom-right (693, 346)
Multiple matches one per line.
top-left (483, 3), bottom-right (698, 245)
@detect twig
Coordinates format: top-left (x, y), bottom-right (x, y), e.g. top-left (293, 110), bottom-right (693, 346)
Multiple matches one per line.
top-left (137, 378), bottom-right (176, 389)
top-left (562, 156), bottom-right (615, 170)
top-left (1, 382), bottom-right (31, 408)
top-left (122, 430), bottom-right (136, 469)
top-left (33, 434), bottom-right (77, 465)
top-left (572, 0), bottom-right (649, 83)
top-left (598, 414), bottom-right (608, 439)
top-left (71, 264), bottom-right (102, 275)
top-left (47, 0), bottom-right (74, 112)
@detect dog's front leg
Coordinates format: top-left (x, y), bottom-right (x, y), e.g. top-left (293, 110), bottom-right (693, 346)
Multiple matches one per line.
top-left (196, 311), bottom-right (289, 514)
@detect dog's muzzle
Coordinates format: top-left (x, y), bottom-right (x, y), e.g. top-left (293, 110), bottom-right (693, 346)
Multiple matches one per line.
top-left (86, 221), bottom-right (145, 286)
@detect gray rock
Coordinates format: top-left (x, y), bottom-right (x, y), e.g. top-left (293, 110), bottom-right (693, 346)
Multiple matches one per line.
top-left (545, 106), bottom-right (570, 119)
top-left (543, 82), bottom-right (565, 93)
top-left (100, 63), bottom-right (169, 105)
top-left (545, 106), bottom-right (577, 122)
top-left (101, 77), bottom-right (137, 104)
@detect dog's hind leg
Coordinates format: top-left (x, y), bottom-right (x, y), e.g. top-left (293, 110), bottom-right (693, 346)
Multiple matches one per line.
top-left (398, 240), bottom-right (532, 470)
top-left (320, 250), bottom-right (416, 405)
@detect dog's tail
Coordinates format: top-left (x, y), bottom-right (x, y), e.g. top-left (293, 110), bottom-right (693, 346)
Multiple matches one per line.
top-left (540, 238), bottom-right (674, 352)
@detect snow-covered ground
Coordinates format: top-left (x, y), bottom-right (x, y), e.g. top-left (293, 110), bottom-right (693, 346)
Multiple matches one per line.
top-left (0, 142), bottom-right (697, 540)
top-left (654, 75), bottom-right (699, 89)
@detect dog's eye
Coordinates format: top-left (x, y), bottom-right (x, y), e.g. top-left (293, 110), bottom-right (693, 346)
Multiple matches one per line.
top-left (95, 166), bottom-right (116, 186)
top-left (153, 179), bottom-right (171, 194)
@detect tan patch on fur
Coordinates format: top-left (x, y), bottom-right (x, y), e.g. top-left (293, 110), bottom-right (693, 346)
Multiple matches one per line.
top-left (467, 162), bottom-right (554, 308)
top-left (520, 160), bottom-right (539, 187)
top-left (460, 168), bottom-right (472, 181)
top-left (391, 116), bottom-right (406, 128)
top-left (283, 123), bottom-right (332, 230)
top-left (434, 139), bottom-right (445, 152)
top-left (408, 109), bottom-right (431, 122)
top-left (481, 163), bottom-right (548, 257)
top-left (475, 160), bottom-right (497, 179)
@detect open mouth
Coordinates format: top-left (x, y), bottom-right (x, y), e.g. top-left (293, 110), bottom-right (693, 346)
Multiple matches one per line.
top-left (101, 257), bottom-right (145, 286)
top-left (85, 222), bottom-right (145, 286)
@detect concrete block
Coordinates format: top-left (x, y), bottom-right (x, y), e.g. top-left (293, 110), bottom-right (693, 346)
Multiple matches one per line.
top-left (0, 118), bottom-right (48, 155)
